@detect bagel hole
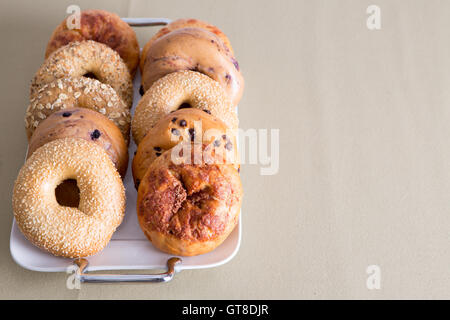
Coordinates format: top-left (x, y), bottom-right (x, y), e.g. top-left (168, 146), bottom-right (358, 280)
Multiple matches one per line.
top-left (187, 187), bottom-right (212, 210)
top-left (178, 102), bottom-right (192, 110)
top-left (83, 72), bottom-right (99, 80)
top-left (55, 179), bottom-right (80, 208)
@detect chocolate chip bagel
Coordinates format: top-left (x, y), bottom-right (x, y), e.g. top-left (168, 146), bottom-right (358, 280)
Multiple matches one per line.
top-left (45, 9), bottom-right (140, 76)
top-left (28, 108), bottom-right (128, 177)
top-left (132, 70), bottom-right (238, 145)
top-left (25, 77), bottom-right (130, 144)
top-left (141, 27), bottom-right (244, 106)
top-left (132, 108), bottom-right (239, 188)
top-left (31, 40), bottom-right (133, 108)
top-left (137, 144), bottom-right (243, 256)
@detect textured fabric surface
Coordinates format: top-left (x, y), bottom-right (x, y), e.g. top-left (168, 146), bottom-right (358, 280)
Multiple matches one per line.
top-left (1, 0), bottom-right (450, 299)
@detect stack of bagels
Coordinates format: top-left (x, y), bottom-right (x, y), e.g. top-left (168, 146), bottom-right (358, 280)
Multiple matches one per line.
top-left (12, 10), bottom-right (244, 259)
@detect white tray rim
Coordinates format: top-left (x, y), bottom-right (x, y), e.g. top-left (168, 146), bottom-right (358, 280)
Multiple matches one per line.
top-left (10, 219), bottom-right (241, 272)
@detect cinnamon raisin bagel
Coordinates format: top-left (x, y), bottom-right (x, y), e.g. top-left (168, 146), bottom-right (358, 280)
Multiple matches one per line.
top-left (141, 28), bottom-right (244, 106)
top-left (31, 40), bottom-right (133, 108)
top-left (25, 77), bottom-right (130, 144)
top-left (45, 9), bottom-right (140, 76)
top-left (137, 144), bottom-right (243, 256)
top-left (132, 108), bottom-right (239, 188)
top-left (140, 18), bottom-right (234, 72)
top-left (132, 70), bottom-right (238, 145)
top-left (28, 108), bottom-right (128, 177)
top-left (12, 138), bottom-right (125, 258)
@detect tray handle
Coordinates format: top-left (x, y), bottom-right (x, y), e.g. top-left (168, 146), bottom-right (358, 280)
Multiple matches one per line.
top-left (74, 257), bottom-right (182, 283)
top-left (121, 17), bottom-right (171, 26)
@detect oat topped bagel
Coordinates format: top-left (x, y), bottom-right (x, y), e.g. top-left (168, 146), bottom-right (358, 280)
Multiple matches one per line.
top-left (31, 40), bottom-right (133, 108)
top-left (25, 77), bottom-right (130, 143)
top-left (45, 9), bottom-right (140, 76)
top-left (132, 70), bottom-right (238, 145)
top-left (141, 28), bottom-right (244, 106)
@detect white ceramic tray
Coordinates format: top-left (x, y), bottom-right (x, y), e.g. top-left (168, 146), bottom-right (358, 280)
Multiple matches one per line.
top-left (10, 18), bottom-right (241, 282)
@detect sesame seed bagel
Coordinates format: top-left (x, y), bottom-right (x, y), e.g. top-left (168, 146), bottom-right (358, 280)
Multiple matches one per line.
top-left (12, 138), bottom-right (125, 258)
top-left (28, 108), bottom-right (128, 177)
top-left (132, 70), bottom-right (238, 145)
top-left (141, 27), bottom-right (244, 106)
top-left (137, 144), bottom-right (242, 256)
top-left (140, 18), bottom-right (234, 72)
top-left (132, 108), bottom-right (239, 188)
top-left (45, 9), bottom-right (140, 76)
top-left (25, 77), bottom-right (130, 144)
top-left (31, 40), bottom-right (133, 108)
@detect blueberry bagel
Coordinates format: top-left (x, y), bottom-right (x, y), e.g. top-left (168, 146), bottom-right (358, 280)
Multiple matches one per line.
top-left (140, 18), bottom-right (234, 72)
top-left (141, 28), bottom-right (244, 106)
top-left (28, 108), bottom-right (128, 177)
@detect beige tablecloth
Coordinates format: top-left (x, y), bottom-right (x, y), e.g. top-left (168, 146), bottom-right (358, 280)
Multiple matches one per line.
top-left (1, 0), bottom-right (449, 299)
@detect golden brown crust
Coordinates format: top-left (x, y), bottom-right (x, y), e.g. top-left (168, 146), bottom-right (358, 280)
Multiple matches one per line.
top-left (32, 40), bottom-right (133, 108)
top-left (28, 108), bottom-right (128, 177)
top-left (132, 108), bottom-right (239, 188)
top-left (132, 70), bottom-right (238, 145)
top-left (12, 138), bottom-right (125, 258)
top-left (46, 9), bottom-right (139, 76)
top-left (140, 18), bottom-right (234, 72)
top-left (141, 28), bottom-right (243, 106)
top-left (137, 144), bottom-right (242, 256)
top-left (25, 77), bottom-right (130, 144)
